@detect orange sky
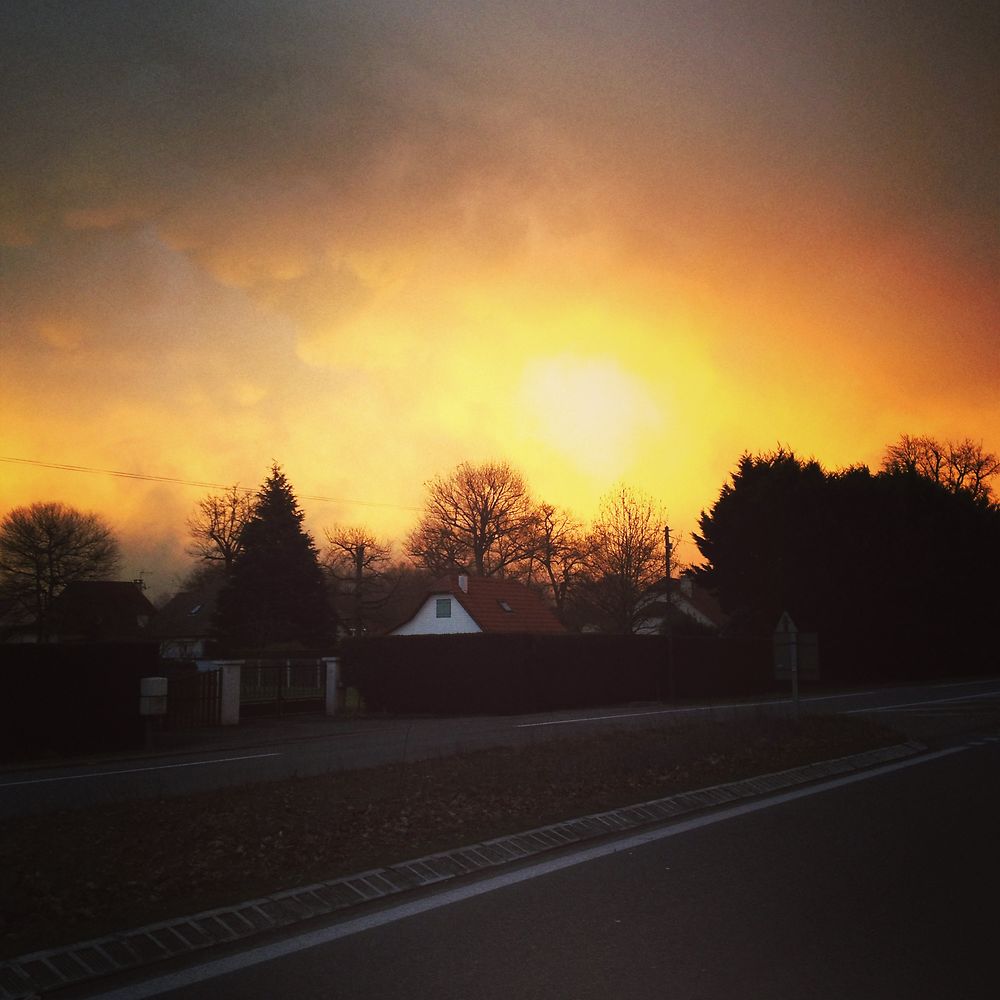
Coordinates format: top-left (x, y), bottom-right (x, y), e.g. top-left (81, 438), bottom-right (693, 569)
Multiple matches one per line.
top-left (1, 1), bottom-right (997, 598)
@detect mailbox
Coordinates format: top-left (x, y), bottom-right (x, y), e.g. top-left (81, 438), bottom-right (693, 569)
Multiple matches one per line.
top-left (139, 676), bottom-right (168, 716)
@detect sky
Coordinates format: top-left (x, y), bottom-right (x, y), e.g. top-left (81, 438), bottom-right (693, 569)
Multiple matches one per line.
top-left (1, 0), bottom-right (997, 598)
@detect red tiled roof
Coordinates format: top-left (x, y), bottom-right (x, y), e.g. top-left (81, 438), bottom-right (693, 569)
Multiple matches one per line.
top-left (429, 575), bottom-right (566, 633)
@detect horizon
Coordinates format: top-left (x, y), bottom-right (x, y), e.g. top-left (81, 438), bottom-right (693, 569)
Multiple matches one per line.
top-left (2, 2), bottom-right (996, 599)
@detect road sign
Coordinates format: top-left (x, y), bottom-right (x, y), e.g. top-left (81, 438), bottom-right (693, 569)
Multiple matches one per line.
top-left (773, 613), bottom-right (820, 682)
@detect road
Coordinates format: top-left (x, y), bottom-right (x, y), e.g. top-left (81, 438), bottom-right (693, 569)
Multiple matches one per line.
top-left (72, 725), bottom-right (1000, 999)
top-left (3, 677), bottom-right (999, 818)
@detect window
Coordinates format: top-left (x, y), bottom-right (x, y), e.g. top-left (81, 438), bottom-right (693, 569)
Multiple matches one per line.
top-left (436, 598), bottom-right (452, 619)
top-left (498, 600), bottom-right (513, 613)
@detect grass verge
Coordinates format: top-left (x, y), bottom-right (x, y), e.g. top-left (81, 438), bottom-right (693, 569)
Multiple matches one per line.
top-left (1, 713), bottom-right (900, 960)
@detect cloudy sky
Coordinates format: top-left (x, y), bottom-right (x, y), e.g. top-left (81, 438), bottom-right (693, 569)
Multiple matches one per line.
top-left (2, 0), bottom-right (997, 593)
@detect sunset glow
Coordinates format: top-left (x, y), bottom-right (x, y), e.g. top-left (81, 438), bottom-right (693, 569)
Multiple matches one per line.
top-left (1, 1), bottom-right (996, 596)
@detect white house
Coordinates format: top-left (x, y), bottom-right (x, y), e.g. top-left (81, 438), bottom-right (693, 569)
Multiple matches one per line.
top-left (391, 574), bottom-right (566, 635)
top-left (635, 574), bottom-right (728, 634)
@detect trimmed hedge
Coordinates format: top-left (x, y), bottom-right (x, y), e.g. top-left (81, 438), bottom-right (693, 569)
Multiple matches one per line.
top-left (340, 633), bottom-right (773, 715)
top-left (0, 642), bottom-right (160, 760)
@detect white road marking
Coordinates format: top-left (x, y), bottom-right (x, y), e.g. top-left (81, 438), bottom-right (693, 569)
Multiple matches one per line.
top-left (0, 753), bottom-right (283, 788)
top-left (843, 689), bottom-right (1000, 715)
top-left (514, 680), bottom-right (1000, 729)
top-left (80, 745), bottom-right (966, 999)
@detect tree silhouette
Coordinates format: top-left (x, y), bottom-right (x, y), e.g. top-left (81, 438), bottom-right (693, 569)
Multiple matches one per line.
top-left (406, 461), bottom-right (538, 578)
top-left (694, 445), bottom-right (1000, 681)
top-left (186, 485), bottom-right (255, 571)
top-left (580, 486), bottom-right (669, 633)
top-left (0, 502), bottom-right (120, 640)
top-left (323, 525), bottom-right (398, 636)
top-left (529, 503), bottom-right (588, 612)
top-left (214, 465), bottom-right (329, 651)
top-left (882, 434), bottom-right (999, 504)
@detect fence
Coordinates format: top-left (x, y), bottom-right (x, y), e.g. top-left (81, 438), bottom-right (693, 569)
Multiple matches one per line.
top-left (164, 669), bottom-right (222, 729)
top-left (240, 658), bottom-right (327, 716)
top-left (339, 633), bottom-right (775, 716)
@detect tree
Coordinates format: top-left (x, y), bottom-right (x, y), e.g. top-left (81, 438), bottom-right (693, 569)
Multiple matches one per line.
top-left (213, 465), bottom-right (330, 651)
top-left (186, 485), bottom-right (255, 571)
top-left (0, 501), bottom-right (120, 639)
top-left (528, 503), bottom-right (588, 612)
top-left (692, 448), bottom-right (828, 632)
top-left (406, 461), bottom-right (538, 578)
top-left (882, 434), bottom-right (999, 504)
top-left (694, 446), bottom-right (1000, 681)
top-left (324, 525), bottom-right (398, 635)
top-left (581, 486), bottom-right (668, 633)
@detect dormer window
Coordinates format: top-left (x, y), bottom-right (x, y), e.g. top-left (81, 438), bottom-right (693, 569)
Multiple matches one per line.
top-left (436, 598), bottom-right (452, 618)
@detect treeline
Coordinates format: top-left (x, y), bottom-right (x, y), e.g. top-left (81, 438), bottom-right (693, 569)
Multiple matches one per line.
top-left (2, 435), bottom-right (997, 668)
top-left (694, 443), bottom-right (1000, 678)
top-left (190, 462), bottom-right (675, 640)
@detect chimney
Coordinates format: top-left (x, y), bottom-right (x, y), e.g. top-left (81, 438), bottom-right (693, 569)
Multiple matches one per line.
top-left (457, 574), bottom-right (469, 593)
top-left (679, 575), bottom-right (693, 597)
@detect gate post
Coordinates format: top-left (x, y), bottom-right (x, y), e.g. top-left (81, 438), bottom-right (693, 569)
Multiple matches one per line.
top-left (217, 660), bottom-right (243, 725)
top-left (323, 657), bottom-right (339, 717)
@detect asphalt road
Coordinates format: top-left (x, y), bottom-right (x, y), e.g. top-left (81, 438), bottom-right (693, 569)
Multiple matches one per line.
top-left (3, 677), bottom-right (999, 818)
top-left (75, 727), bottom-right (1000, 999)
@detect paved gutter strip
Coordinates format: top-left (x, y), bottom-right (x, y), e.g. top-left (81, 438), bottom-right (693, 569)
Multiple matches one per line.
top-left (0, 741), bottom-right (924, 1000)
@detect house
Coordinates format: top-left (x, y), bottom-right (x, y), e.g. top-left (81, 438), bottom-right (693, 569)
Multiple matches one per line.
top-left (49, 580), bottom-right (157, 641)
top-left (149, 575), bottom-right (224, 660)
top-left (390, 574), bottom-right (566, 635)
top-left (635, 574), bottom-right (728, 635)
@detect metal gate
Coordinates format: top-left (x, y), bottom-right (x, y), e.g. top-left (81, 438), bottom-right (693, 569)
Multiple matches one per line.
top-left (165, 669), bottom-right (222, 729)
top-left (240, 658), bottom-right (326, 716)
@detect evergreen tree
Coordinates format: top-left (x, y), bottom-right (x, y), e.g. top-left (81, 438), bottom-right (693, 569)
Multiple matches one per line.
top-left (214, 465), bottom-right (330, 651)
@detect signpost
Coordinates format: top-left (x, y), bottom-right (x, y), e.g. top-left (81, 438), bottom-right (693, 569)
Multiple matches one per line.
top-left (773, 611), bottom-right (819, 718)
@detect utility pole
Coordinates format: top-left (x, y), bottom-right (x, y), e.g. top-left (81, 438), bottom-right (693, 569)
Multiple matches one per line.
top-left (354, 543), bottom-right (365, 636)
top-left (664, 524), bottom-right (675, 702)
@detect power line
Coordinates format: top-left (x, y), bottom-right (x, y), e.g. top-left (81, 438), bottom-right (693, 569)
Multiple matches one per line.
top-left (0, 456), bottom-right (422, 512)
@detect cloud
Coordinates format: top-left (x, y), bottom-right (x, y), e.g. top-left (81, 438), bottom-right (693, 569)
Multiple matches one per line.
top-left (0, 1), bottom-right (996, 584)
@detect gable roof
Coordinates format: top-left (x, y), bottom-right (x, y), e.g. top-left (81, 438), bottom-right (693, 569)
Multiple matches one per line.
top-left (643, 575), bottom-right (729, 630)
top-left (51, 580), bottom-right (157, 639)
top-left (149, 575), bottom-right (224, 640)
top-left (405, 575), bottom-right (566, 634)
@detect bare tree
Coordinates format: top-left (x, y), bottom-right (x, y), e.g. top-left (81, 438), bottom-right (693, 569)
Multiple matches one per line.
top-left (406, 461), bottom-right (538, 578)
top-left (0, 501), bottom-right (120, 639)
top-left (883, 435), bottom-right (999, 503)
top-left (529, 503), bottom-right (588, 612)
top-left (324, 525), bottom-right (398, 635)
top-left (944, 438), bottom-right (1000, 503)
top-left (582, 486), bottom-right (668, 633)
top-left (186, 485), bottom-right (255, 571)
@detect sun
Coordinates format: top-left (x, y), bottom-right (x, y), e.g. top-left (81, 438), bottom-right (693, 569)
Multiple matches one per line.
top-left (519, 355), bottom-right (663, 480)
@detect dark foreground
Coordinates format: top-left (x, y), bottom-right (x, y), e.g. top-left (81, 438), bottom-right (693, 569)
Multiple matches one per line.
top-left (1, 715), bottom-right (895, 960)
top-left (155, 731), bottom-right (999, 1000)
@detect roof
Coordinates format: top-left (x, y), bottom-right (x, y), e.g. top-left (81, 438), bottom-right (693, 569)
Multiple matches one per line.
top-left (51, 581), bottom-right (157, 639)
top-left (645, 575), bottom-right (729, 630)
top-left (404, 574), bottom-right (566, 634)
top-left (149, 576), bottom-right (224, 640)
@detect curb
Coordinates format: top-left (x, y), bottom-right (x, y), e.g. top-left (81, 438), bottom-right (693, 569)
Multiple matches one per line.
top-left (0, 741), bottom-right (923, 999)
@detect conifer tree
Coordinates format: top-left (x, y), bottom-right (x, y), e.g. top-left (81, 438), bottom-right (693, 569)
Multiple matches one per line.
top-left (214, 464), bottom-right (330, 651)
